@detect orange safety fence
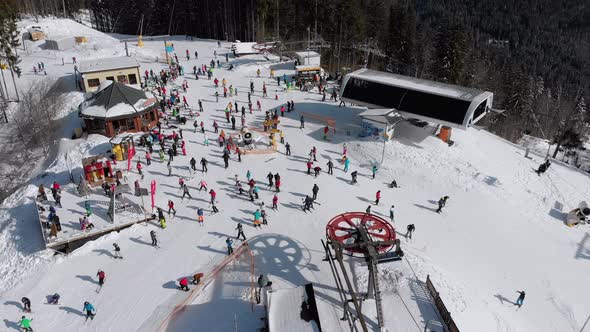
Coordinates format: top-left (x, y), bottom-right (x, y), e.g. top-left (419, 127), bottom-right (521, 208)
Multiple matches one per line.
top-left (156, 242), bottom-right (256, 332)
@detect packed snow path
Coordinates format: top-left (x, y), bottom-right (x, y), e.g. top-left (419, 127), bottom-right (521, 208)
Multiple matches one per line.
top-left (0, 20), bottom-right (590, 332)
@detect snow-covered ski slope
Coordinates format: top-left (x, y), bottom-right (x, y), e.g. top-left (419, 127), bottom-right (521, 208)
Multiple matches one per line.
top-left (1, 18), bottom-right (590, 332)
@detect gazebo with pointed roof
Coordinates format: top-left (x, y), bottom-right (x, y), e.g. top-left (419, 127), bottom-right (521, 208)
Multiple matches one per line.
top-left (79, 80), bottom-right (159, 137)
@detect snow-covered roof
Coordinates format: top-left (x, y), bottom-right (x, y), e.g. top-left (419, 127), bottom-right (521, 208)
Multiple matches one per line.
top-left (79, 80), bottom-right (156, 120)
top-left (295, 65), bottom-right (322, 72)
top-left (78, 56), bottom-right (140, 74)
top-left (232, 42), bottom-right (258, 55)
top-left (295, 51), bottom-right (320, 58)
top-left (268, 284), bottom-right (321, 332)
top-left (347, 68), bottom-right (485, 101)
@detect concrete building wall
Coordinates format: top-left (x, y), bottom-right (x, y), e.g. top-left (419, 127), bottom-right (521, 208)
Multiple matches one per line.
top-left (81, 67), bottom-right (142, 92)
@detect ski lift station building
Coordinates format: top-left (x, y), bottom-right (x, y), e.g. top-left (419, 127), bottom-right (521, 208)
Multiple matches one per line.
top-left (339, 68), bottom-right (494, 129)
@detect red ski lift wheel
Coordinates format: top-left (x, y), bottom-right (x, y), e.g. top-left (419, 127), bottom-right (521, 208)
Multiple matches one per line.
top-left (326, 212), bottom-right (396, 255)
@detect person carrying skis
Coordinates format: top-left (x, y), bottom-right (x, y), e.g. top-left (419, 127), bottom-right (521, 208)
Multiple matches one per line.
top-left (436, 196), bottom-right (449, 213)
top-left (312, 184), bottom-right (319, 200)
top-left (150, 230), bottom-right (158, 246)
top-left (272, 195), bottom-right (278, 209)
top-left (406, 224), bottom-right (415, 239)
top-left (226, 238), bottom-right (234, 255)
top-left (21, 297), bottom-right (31, 312)
top-left (19, 316), bottom-right (33, 332)
top-left (200, 157), bottom-right (208, 172)
top-left (179, 277), bottom-right (189, 291)
top-left (326, 160), bottom-right (334, 175)
top-left (113, 243), bottom-right (122, 259)
top-left (372, 165), bottom-right (378, 179)
top-left (389, 205), bottom-right (395, 222)
top-left (515, 291), bottom-right (526, 307)
top-left (236, 223), bottom-right (246, 240)
top-left (83, 301), bottom-right (96, 320)
top-left (375, 190), bottom-right (381, 205)
top-left (350, 171), bottom-right (358, 184)
top-left (168, 200), bottom-right (176, 216)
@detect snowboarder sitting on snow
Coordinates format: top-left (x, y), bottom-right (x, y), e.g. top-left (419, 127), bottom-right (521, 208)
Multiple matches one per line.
top-left (535, 160), bottom-right (551, 175)
top-left (390, 180), bottom-right (398, 188)
top-left (179, 277), bottom-right (190, 291)
top-left (21, 297), bottom-right (31, 312)
top-left (48, 293), bottom-right (60, 304)
top-left (436, 196), bottom-right (449, 213)
top-left (192, 273), bottom-right (204, 285)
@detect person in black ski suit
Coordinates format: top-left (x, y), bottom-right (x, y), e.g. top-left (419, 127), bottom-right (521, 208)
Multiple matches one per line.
top-left (201, 158), bottom-right (208, 172)
top-left (326, 160), bottom-right (334, 175)
top-left (535, 160), bottom-right (551, 175)
top-left (312, 184), bottom-right (319, 200)
top-left (436, 196), bottom-right (449, 213)
top-left (406, 224), bottom-right (415, 239)
top-left (21, 297), bottom-right (31, 312)
top-left (350, 171), bottom-right (358, 184)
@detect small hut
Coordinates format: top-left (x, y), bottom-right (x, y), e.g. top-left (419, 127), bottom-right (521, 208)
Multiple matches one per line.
top-left (79, 80), bottom-right (159, 137)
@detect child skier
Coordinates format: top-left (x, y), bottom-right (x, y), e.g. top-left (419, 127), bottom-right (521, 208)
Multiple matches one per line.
top-left (19, 316), bottom-right (33, 331)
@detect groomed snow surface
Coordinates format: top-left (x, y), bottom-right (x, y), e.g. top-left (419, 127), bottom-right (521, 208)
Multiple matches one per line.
top-left (0, 19), bottom-right (590, 332)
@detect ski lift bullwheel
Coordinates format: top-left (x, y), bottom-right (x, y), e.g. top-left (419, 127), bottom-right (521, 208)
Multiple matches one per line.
top-left (326, 212), bottom-right (396, 256)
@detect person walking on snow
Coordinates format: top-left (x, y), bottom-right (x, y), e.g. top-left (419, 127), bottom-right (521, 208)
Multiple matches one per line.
top-left (300, 116), bottom-right (305, 129)
top-left (389, 205), bottom-right (395, 222)
top-left (285, 142), bottom-right (291, 155)
top-left (350, 171), bottom-right (358, 184)
top-left (375, 190), bottom-right (381, 205)
top-left (312, 184), bottom-right (319, 200)
top-left (197, 207), bottom-right (205, 224)
top-left (150, 230), bottom-right (158, 246)
top-left (267, 172), bottom-right (274, 187)
top-left (83, 301), bottom-right (96, 320)
top-left (272, 195), bottom-right (278, 209)
top-left (306, 161), bottom-right (313, 175)
top-left (226, 238), bottom-right (234, 255)
top-left (113, 243), bottom-right (122, 258)
top-left (167, 161), bottom-right (172, 176)
top-left (344, 157), bottom-right (350, 172)
top-left (209, 189), bottom-right (217, 205)
top-left (182, 184), bottom-right (192, 200)
top-left (253, 209), bottom-right (262, 228)
top-left (201, 158), bottom-right (208, 172)
top-left (326, 160), bottom-right (334, 175)
top-left (436, 196), bottom-right (449, 213)
top-left (406, 224), bottom-right (415, 239)
top-left (372, 165), bottom-right (378, 179)
top-left (168, 200), bottom-right (176, 216)
top-left (190, 157), bottom-right (197, 171)
top-left (19, 316), bottom-right (33, 331)
top-left (236, 223), bottom-right (246, 240)
top-left (97, 270), bottom-right (106, 287)
top-left (515, 291), bottom-right (526, 307)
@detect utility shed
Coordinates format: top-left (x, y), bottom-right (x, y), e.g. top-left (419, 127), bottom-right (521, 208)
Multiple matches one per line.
top-left (78, 56), bottom-right (141, 92)
top-left (340, 68), bottom-right (494, 129)
top-left (295, 51), bottom-right (321, 66)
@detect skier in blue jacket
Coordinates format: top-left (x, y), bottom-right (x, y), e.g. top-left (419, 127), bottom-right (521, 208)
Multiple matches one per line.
top-left (83, 301), bottom-right (95, 320)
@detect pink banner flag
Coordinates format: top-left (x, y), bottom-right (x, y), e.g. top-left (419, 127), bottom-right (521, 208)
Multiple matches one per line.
top-left (150, 180), bottom-right (156, 211)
